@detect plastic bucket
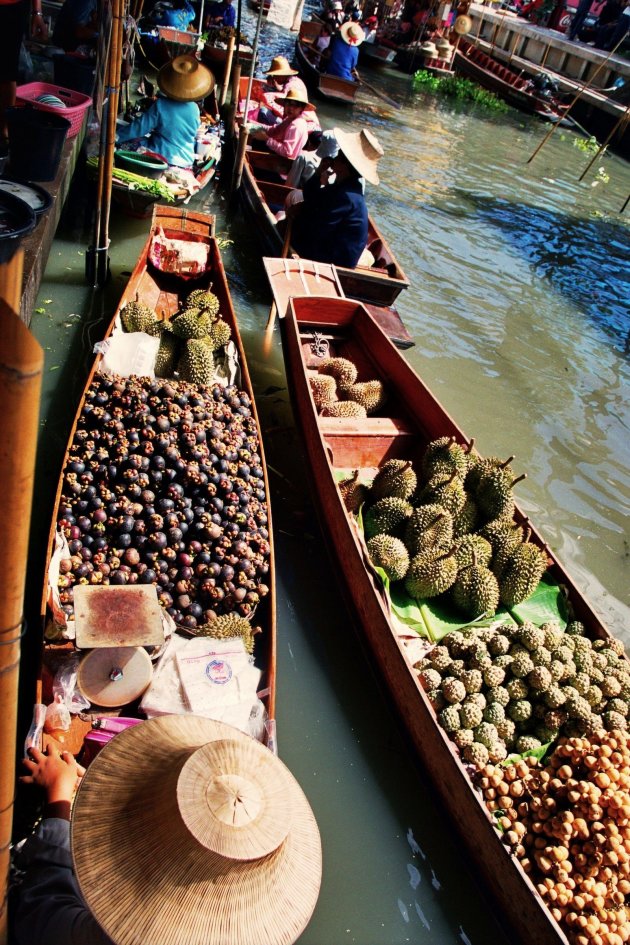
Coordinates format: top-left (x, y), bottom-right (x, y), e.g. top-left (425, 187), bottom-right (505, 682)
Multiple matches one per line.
top-left (0, 190), bottom-right (37, 264)
top-left (6, 106), bottom-right (71, 182)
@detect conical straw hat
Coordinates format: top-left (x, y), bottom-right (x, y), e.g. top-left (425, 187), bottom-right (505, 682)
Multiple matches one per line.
top-left (276, 87), bottom-right (315, 111)
top-left (340, 21), bottom-right (365, 45)
top-left (158, 55), bottom-right (215, 102)
top-left (266, 55), bottom-right (298, 76)
top-left (71, 715), bottom-right (322, 945)
top-left (332, 126), bottom-right (384, 185)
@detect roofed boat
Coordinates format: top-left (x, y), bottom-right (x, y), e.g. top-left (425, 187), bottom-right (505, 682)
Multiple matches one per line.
top-left (38, 205), bottom-right (276, 754)
top-left (277, 293), bottom-right (627, 945)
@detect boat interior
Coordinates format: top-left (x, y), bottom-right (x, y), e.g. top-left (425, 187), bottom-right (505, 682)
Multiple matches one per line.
top-left (459, 38), bottom-right (532, 90)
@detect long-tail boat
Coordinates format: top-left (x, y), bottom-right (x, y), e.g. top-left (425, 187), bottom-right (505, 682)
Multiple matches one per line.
top-left (277, 293), bottom-right (627, 945)
top-left (294, 22), bottom-right (361, 106)
top-left (37, 205), bottom-right (276, 754)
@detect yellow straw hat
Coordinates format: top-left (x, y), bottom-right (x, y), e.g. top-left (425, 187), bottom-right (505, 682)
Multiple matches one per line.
top-left (332, 125), bottom-right (384, 185)
top-left (276, 87), bottom-right (315, 111)
top-left (340, 21), bottom-right (365, 46)
top-left (158, 55), bottom-right (215, 102)
top-left (453, 14), bottom-right (473, 34)
top-left (71, 715), bottom-right (322, 945)
top-left (266, 55), bottom-right (298, 77)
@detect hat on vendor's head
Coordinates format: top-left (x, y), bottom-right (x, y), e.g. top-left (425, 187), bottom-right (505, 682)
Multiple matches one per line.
top-left (158, 54), bottom-right (215, 102)
top-left (276, 87), bottom-right (315, 111)
top-left (332, 1), bottom-right (343, 9)
top-left (333, 125), bottom-right (383, 185)
top-left (266, 55), bottom-right (298, 76)
top-left (71, 715), bottom-right (322, 945)
top-left (340, 20), bottom-right (365, 44)
top-left (365, 15), bottom-right (378, 25)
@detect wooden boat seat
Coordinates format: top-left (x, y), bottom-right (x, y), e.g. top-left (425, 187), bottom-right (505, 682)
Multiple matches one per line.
top-left (321, 416), bottom-right (417, 469)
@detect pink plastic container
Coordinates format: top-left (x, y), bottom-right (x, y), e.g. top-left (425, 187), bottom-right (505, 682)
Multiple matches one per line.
top-left (15, 82), bottom-right (92, 138)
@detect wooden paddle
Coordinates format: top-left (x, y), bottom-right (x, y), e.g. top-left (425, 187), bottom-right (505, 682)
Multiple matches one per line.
top-left (353, 70), bottom-right (402, 110)
top-left (263, 218), bottom-right (294, 358)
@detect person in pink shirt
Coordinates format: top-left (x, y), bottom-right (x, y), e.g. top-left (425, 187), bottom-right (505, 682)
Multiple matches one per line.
top-left (250, 88), bottom-right (315, 160)
top-left (254, 56), bottom-right (321, 132)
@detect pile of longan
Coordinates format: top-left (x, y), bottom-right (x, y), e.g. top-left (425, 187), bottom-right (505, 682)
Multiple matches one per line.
top-left (476, 730), bottom-right (630, 945)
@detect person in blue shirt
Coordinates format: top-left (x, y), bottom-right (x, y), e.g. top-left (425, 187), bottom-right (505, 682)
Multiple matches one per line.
top-left (325, 20), bottom-right (363, 81)
top-left (205, 0), bottom-right (236, 27)
top-left (117, 55), bottom-right (214, 168)
top-left (290, 125), bottom-right (383, 269)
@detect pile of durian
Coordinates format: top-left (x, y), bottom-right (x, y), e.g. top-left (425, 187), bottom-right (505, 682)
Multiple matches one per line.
top-left (417, 619), bottom-right (629, 766)
top-left (309, 356), bottom-right (387, 418)
top-left (341, 435), bottom-right (547, 619)
top-left (119, 288), bottom-right (232, 386)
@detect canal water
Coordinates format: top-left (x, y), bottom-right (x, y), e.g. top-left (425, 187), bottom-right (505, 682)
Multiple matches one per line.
top-left (23, 12), bottom-right (629, 944)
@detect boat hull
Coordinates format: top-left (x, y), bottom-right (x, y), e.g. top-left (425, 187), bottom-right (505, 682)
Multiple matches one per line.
top-left (294, 37), bottom-right (360, 106)
top-left (280, 295), bottom-right (612, 945)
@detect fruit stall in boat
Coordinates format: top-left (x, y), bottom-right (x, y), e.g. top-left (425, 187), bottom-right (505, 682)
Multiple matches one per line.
top-left (277, 293), bottom-right (630, 945)
top-left (38, 205), bottom-right (276, 755)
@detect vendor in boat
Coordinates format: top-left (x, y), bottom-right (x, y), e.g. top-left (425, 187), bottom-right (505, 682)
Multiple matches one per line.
top-left (289, 125), bottom-right (383, 269)
top-left (325, 20), bottom-right (364, 81)
top-left (205, 0), bottom-right (236, 27)
top-left (362, 14), bottom-right (378, 42)
top-left (249, 87), bottom-right (315, 161)
top-left (12, 721), bottom-right (321, 945)
top-left (116, 54), bottom-right (214, 169)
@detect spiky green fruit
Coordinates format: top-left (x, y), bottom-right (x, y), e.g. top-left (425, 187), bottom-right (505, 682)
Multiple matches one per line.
top-left (318, 357), bottom-right (357, 393)
top-left (442, 677), bottom-right (466, 704)
top-left (422, 436), bottom-right (468, 481)
top-left (452, 496), bottom-right (479, 538)
top-left (208, 319), bottom-right (231, 350)
top-left (463, 742), bottom-right (489, 766)
top-left (404, 503), bottom-right (453, 556)
top-left (120, 300), bottom-right (156, 333)
top-left (475, 466), bottom-right (524, 521)
top-left (451, 560), bottom-right (499, 619)
top-left (196, 612), bottom-right (255, 653)
top-left (345, 380), bottom-right (387, 415)
top-left (459, 702), bottom-right (483, 729)
top-left (154, 332), bottom-right (180, 378)
top-left (185, 288), bottom-right (220, 318)
top-left (404, 548), bottom-right (458, 600)
top-left (603, 710), bottom-right (628, 731)
top-left (454, 729), bottom-right (474, 749)
top-left (173, 307), bottom-right (214, 340)
top-left (515, 735), bottom-right (542, 754)
top-left (486, 686), bottom-right (510, 708)
top-left (338, 469), bottom-right (367, 514)
top-left (418, 471), bottom-right (466, 517)
top-left (474, 722), bottom-right (499, 749)
top-left (419, 668), bottom-right (442, 691)
top-left (370, 459), bottom-right (417, 502)
top-left (309, 373), bottom-right (337, 409)
top-left (439, 705), bottom-right (462, 733)
top-left (428, 645), bottom-right (452, 673)
top-left (499, 543), bottom-right (548, 608)
top-left (367, 534), bottom-right (410, 582)
top-left (454, 534), bottom-right (493, 570)
top-left (488, 633), bottom-right (510, 657)
top-left (528, 666), bottom-right (552, 691)
top-left (507, 700), bottom-right (532, 723)
top-left (178, 339), bottom-right (214, 386)
top-left (320, 401), bottom-right (367, 419)
top-left (364, 497), bottom-right (412, 540)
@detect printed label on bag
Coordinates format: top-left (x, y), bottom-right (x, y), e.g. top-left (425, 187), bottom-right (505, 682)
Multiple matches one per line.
top-left (205, 659), bottom-right (233, 685)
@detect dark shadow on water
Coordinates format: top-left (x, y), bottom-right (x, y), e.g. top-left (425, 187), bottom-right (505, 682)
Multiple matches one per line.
top-left (454, 188), bottom-right (630, 354)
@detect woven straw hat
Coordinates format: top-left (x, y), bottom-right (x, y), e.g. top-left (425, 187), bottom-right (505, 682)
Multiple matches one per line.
top-left (420, 40), bottom-right (438, 56)
top-left (71, 715), bottom-right (322, 945)
top-left (333, 125), bottom-right (383, 185)
top-left (266, 55), bottom-right (298, 76)
top-left (340, 21), bottom-right (365, 45)
top-left (158, 55), bottom-right (215, 102)
top-left (276, 87), bottom-right (315, 111)
top-left (453, 13), bottom-right (473, 34)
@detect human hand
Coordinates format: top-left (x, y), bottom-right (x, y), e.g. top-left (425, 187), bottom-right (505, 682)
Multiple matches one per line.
top-left (21, 745), bottom-right (85, 804)
top-left (30, 12), bottom-right (49, 40)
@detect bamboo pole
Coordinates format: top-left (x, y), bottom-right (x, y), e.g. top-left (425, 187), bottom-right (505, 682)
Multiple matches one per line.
top-left (578, 104), bottom-right (630, 181)
top-left (527, 32), bottom-right (629, 163)
top-left (221, 33), bottom-right (236, 107)
top-left (231, 123), bottom-right (250, 194)
top-left (0, 253), bottom-right (44, 945)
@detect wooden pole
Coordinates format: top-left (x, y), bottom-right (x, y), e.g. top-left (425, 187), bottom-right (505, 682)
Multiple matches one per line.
top-left (221, 33), bottom-right (236, 107)
top-left (231, 60), bottom-right (241, 107)
top-left (231, 123), bottom-right (250, 195)
top-left (0, 253), bottom-right (44, 945)
top-left (527, 33), bottom-right (629, 164)
top-left (578, 104), bottom-right (630, 182)
top-left (353, 69), bottom-right (401, 109)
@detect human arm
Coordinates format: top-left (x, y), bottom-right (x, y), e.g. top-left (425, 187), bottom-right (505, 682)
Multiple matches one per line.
top-left (265, 118), bottom-right (307, 159)
top-left (30, 1), bottom-right (49, 40)
top-left (116, 99), bottom-right (159, 144)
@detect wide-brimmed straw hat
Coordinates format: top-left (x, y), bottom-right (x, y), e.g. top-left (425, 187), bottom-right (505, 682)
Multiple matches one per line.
top-left (158, 55), bottom-right (215, 102)
top-left (266, 55), bottom-right (298, 77)
top-left (453, 13), bottom-right (473, 34)
top-left (333, 125), bottom-right (383, 185)
top-left (71, 715), bottom-right (322, 945)
top-left (276, 87), bottom-right (315, 111)
top-left (420, 41), bottom-right (438, 56)
top-left (340, 21), bottom-right (365, 45)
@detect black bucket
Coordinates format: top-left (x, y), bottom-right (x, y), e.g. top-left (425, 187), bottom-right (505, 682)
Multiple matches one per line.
top-left (6, 106), bottom-right (71, 182)
top-left (0, 190), bottom-right (36, 264)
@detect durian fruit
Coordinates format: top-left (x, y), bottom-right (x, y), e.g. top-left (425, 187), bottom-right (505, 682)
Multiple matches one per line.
top-left (120, 299), bottom-right (157, 333)
top-left (404, 548), bottom-right (458, 600)
top-left (454, 534), bottom-right (493, 570)
top-left (452, 495), bottom-right (479, 538)
top-left (309, 373), bottom-right (337, 409)
top-left (404, 503), bottom-right (453, 556)
top-left (146, 318), bottom-right (168, 337)
top-left (364, 496), bottom-right (413, 540)
top-left (178, 338), bottom-right (215, 386)
top-left (172, 307), bottom-right (214, 340)
top-left (185, 287), bottom-right (220, 319)
top-left (419, 471), bottom-right (466, 516)
top-left (466, 454), bottom-right (515, 493)
top-left (475, 467), bottom-right (526, 521)
top-left (338, 470), bottom-right (368, 513)
top-left (320, 401), bottom-right (366, 418)
top-left (370, 459), bottom-right (417, 502)
top-left (422, 436), bottom-right (468, 480)
top-left (345, 380), bottom-right (387, 415)
top-left (367, 534), bottom-right (410, 582)
top-left (196, 613), bottom-right (256, 654)
top-left (207, 319), bottom-right (231, 350)
top-left (451, 555), bottom-right (500, 619)
top-left (154, 332), bottom-right (180, 378)
top-left (318, 357), bottom-right (357, 393)
top-left (499, 541), bottom-right (548, 608)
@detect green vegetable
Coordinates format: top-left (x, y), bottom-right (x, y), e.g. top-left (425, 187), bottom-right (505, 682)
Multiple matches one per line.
top-left (85, 157), bottom-right (175, 201)
top-left (412, 70), bottom-right (509, 111)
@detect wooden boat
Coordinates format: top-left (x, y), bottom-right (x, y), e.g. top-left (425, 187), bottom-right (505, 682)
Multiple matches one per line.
top-left (279, 294), bottom-right (621, 945)
top-left (248, 0), bottom-right (271, 15)
top-left (453, 38), bottom-right (570, 119)
top-left (38, 205), bottom-right (276, 753)
top-left (237, 144), bottom-right (410, 310)
top-left (294, 25), bottom-right (360, 106)
top-left (359, 42), bottom-right (396, 67)
top-left (201, 31), bottom-right (254, 80)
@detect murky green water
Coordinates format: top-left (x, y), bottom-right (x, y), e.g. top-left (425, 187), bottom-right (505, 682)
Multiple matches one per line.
top-left (23, 14), bottom-right (630, 943)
